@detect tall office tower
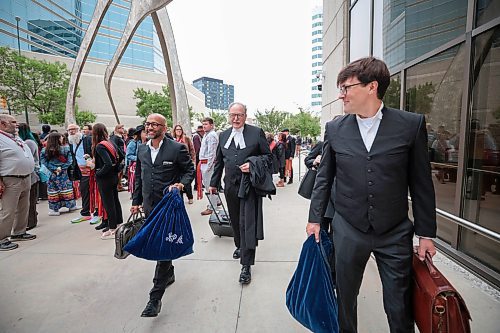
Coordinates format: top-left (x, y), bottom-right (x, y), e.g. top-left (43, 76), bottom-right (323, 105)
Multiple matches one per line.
top-left (193, 76), bottom-right (234, 111)
top-left (0, 0), bottom-right (164, 73)
top-left (311, 5), bottom-right (323, 111)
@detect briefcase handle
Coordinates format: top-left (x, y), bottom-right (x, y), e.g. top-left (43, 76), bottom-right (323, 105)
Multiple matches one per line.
top-left (127, 209), bottom-right (144, 223)
top-left (416, 248), bottom-right (439, 278)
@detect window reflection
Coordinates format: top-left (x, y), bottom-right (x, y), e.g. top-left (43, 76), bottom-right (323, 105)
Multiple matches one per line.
top-left (382, 74), bottom-right (400, 109)
top-left (405, 44), bottom-right (465, 243)
top-left (349, 0), bottom-right (370, 61)
top-left (382, 0), bottom-right (467, 72)
top-left (460, 27), bottom-right (500, 272)
top-left (475, 0), bottom-right (500, 28)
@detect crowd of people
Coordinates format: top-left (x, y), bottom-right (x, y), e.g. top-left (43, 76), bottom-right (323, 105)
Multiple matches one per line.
top-left (1, 57), bottom-right (440, 332)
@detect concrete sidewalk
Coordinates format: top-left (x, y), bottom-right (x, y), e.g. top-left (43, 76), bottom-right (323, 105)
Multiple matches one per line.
top-left (1, 171), bottom-right (499, 332)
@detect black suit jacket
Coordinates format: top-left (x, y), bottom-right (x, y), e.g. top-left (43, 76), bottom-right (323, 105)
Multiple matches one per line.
top-left (308, 107), bottom-right (436, 237)
top-left (285, 135), bottom-right (296, 159)
top-left (110, 134), bottom-right (125, 156)
top-left (210, 124), bottom-right (272, 188)
top-left (132, 137), bottom-right (195, 215)
top-left (82, 135), bottom-right (92, 157)
top-left (304, 141), bottom-right (323, 169)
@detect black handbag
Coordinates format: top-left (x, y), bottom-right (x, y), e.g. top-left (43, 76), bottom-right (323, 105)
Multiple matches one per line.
top-left (115, 211), bottom-right (145, 259)
top-left (298, 168), bottom-right (317, 199)
top-left (68, 142), bottom-right (82, 181)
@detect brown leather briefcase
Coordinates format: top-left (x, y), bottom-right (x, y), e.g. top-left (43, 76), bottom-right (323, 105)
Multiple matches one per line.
top-left (412, 253), bottom-right (471, 333)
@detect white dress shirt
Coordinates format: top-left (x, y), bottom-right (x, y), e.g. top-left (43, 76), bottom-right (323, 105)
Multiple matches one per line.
top-left (146, 138), bottom-right (164, 164)
top-left (199, 130), bottom-right (219, 171)
top-left (224, 127), bottom-right (246, 149)
top-left (356, 102), bottom-right (384, 152)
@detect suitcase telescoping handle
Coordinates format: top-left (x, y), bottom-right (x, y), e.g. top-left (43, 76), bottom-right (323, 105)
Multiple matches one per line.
top-left (206, 192), bottom-right (231, 225)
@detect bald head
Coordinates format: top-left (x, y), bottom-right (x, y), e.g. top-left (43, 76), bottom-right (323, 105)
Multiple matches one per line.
top-left (147, 113), bottom-right (166, 125)
top-left (0, 114), bottom-right (17, 134)
top-left (145, 113), bottom-right (167, 140)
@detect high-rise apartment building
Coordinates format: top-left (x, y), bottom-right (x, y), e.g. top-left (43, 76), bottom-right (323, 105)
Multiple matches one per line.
top-left (0, 0), bottom-right (163, 72)
top-left (311, 6), bottom-right (323, 111)
top-left (193, 77), bottom-right (234, 111)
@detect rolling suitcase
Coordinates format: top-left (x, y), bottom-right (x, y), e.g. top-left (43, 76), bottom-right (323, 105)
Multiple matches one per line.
top-left (207, 193), bottom-right (234, 237)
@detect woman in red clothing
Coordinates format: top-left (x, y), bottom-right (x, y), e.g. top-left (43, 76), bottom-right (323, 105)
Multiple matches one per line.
top-left (172, 125), bottom-right (196, 204)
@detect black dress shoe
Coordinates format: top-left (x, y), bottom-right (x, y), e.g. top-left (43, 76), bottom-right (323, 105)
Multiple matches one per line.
top-left (95, 222), bottom-right (108, 230)
top-left (141, 299), bottom-right (162, 317)
top-left (233, 248), bottom-right (241, 259)
top-left (239, 265), bottom-right (251, 284)
top-left (287, 179), bottom-right (293, 185)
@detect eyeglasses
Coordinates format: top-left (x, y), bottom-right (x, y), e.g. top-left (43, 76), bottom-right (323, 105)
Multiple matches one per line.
top-left (338, 82), bottom-right (365, 95)
top-left (144, 122), bottom-right (165, 129)
top-left (229, 113), bottom-right (246, 119)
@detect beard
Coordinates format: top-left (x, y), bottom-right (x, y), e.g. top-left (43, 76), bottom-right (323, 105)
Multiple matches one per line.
top-left (68, 133), bottom-right (82, 145)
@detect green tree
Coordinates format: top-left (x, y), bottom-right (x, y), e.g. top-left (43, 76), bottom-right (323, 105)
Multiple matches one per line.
top-left (383, 76), bottom-right (401, 109)
top-left (75, 106), bottom-right (97, 126)
top-left (133, 86), bottom-right (172, 126)
top-left (405, 82), bottom-right (435, 115)
top-left (193, 110), bottom-right (230, 131)
top-left (493, 106), bottom-right (500, 121)
top-left (254, 107), bottom-right (291, 133)
top-left (284, 108), bottom-right (321, 138)
top-left (0, 47), bottom-right (70, 124)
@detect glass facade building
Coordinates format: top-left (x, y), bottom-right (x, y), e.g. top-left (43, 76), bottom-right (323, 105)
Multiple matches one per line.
top-left (0, 0), bottom-right (163, 72)
top-left (193, 77), bottom-right (234, 111)
top-left (311, 6), bottom-right (323, 111)
top-left (347, 0), bottom-right (500, 287)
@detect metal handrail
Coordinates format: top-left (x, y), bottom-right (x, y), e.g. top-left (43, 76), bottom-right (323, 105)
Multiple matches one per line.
top-left (436, 208), bottom-right (500, 243)
top-left (408, 196), bottom-right (500, 243)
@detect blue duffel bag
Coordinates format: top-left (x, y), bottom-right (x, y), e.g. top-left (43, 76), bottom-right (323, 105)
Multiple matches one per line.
top-left (286, 230), bottom-right (338, 333)
top-left (124, 188), bottom-right (194, 261)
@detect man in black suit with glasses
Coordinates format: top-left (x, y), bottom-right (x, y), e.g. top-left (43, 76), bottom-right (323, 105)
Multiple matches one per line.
top-left (308, 57), bottom-right (437, 332)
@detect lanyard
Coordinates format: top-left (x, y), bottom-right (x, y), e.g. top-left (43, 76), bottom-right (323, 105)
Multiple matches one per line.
top-left (0, 130), bottom-right (24, 149)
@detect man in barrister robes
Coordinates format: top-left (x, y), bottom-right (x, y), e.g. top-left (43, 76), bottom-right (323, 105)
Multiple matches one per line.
top-left (307, 57), bottom-right (437, 332)
top-left (131, 113), bottom-right (195, 317)
top-left (209, 102), bottom-right (272, 284)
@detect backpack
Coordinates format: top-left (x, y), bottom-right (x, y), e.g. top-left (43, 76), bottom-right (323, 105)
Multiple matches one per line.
top-left (99, 140), bottom-right (123, 172)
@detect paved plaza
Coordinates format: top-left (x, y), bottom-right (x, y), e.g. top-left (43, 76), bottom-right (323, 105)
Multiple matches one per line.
top-left (1, 160), bottom-right (500, 333)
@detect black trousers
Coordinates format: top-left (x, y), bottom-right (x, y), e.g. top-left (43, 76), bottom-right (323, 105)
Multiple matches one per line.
top-left (150, 260), bottom-right (174, 300)
top-left (27, 182), bottom-right (38, 229)
top-left (333, 213), bottom-right (414, 333)
top-left (79, 176), bottom-right (91, 216)
top-left (38, 181), bottom-right (48, 200)
top-left (224, 183), bottom-right (256, 266)
top-left (183, 182), bottom-right (193, 200)
top-left (96, 175), bottom-right (123, 229)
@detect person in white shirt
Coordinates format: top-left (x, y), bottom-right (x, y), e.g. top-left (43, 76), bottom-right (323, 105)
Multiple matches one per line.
top-left (198, 117), bottom-right (219, 215)
top-left (0, 114), bottom-right (36, 251)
